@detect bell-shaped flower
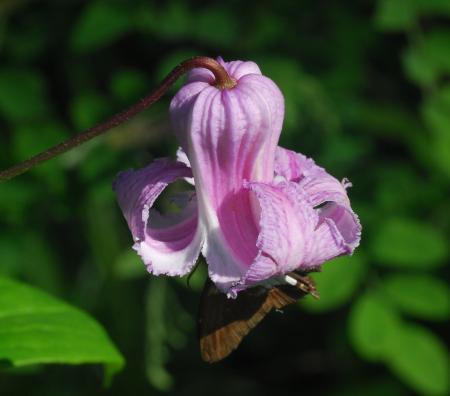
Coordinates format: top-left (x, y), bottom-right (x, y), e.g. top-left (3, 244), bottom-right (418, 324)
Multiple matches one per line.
top-left (113, 58), bottom-right (361, 297)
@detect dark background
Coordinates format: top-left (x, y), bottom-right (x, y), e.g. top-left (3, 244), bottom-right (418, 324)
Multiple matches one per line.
top-left (0, 0), bottom-right (449, 395)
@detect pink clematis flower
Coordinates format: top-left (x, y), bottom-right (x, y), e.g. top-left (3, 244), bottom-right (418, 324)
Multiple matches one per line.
top-left (113, 58), bottom-right (361, 297)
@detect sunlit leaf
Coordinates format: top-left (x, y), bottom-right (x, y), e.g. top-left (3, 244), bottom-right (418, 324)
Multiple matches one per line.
top-left (0, 277), bottom-right (124, 382)
top-left (386, 324), bottom-right (449, 395)
top-left (383, 274), bottom-right (449, 320)
top-left (302, 252), bottom-right (367, 312)
top-left (371, 218), bottom-right (448, 269)
top-left (348, 292), bottom-right (402, 361)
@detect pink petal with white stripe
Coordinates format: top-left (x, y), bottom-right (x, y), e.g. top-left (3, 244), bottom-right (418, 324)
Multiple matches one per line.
top-left (113, 158), bottom-right (204, 276)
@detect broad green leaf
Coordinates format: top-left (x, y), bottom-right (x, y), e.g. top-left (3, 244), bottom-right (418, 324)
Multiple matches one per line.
top-left (371, 218), bottom-right (448, 269)
top-left (383, 274), bottom-right (449, 320)
top-left (302, 253), bottom-right (367, 312)
top-left (348, 292), bottom-right (402, 361)
top-left (0, 68), bottom-right (50, 122)
top-left (0, 277), bottom-right (124, 382)
top-left (71, 0), bottom-right (133, 52)
top-left (386, 324), bottom-right (449, 395)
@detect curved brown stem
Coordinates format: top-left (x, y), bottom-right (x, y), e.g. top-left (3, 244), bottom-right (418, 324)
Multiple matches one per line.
top-left (0, 56), bottom-right (236, 182)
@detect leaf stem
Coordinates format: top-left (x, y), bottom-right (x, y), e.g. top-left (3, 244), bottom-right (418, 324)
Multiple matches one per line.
top-left (0, 56), bottom-right (236, 182)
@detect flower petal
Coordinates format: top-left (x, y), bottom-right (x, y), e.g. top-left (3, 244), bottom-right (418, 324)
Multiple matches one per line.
top-left (231, 179), bottom-right (360, 294)
top-left (170, 60), bottom-right (285, 293)
top-left (113, 158), bottom-right (204, 276)
top-left (275, 146), bottom-right (361, 258)
top-left (239, 181), bottom-right (317, 288)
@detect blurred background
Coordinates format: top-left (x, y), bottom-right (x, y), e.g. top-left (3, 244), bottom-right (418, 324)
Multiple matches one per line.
top-left (0, 0), bottom-right (449, 395)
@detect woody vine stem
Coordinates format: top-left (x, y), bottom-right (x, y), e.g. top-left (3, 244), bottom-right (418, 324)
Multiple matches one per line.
top-left (0, 56), bottom-right (236, 182)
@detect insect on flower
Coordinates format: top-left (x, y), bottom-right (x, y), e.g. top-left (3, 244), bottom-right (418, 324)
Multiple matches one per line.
top-left (113, 58), bottom-right (361, 362)
top-left (0, 56), bottom-right (361, 363)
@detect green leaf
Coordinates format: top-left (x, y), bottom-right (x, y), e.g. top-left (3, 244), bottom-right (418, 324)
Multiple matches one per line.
top-left (0, 277), bottom-right (124, 382)
top-left (371, 218), bottom-right (448, 269)
top-left (383, 274), bottom-right (450, 320)
top-left (301, 252), bottom-right (367, 312)
top-left (71, 0), bottom-right (133, 52)
top-left (386, 324), bottom-right (449, 395)
top-left (348, 292), bottom-right (402, 361)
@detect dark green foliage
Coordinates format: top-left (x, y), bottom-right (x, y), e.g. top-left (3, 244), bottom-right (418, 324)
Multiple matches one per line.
top-left (0, 0), bottom-right (448, 395)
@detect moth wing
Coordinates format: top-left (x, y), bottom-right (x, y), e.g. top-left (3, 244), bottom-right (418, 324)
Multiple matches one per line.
top-left (198, 278), bottom-right (311, 363)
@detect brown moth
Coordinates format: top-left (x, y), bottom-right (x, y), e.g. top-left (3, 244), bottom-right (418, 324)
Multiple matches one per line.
top-left (198, 271), bottom-right (319, 363)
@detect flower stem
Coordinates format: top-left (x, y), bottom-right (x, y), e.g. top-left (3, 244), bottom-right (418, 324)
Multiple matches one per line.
top-left (0, 56), bottom-right (236, 182)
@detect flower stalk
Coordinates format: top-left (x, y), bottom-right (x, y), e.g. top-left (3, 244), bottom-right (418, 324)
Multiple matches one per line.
top-left (0, 56), bottom-right (235, 182)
